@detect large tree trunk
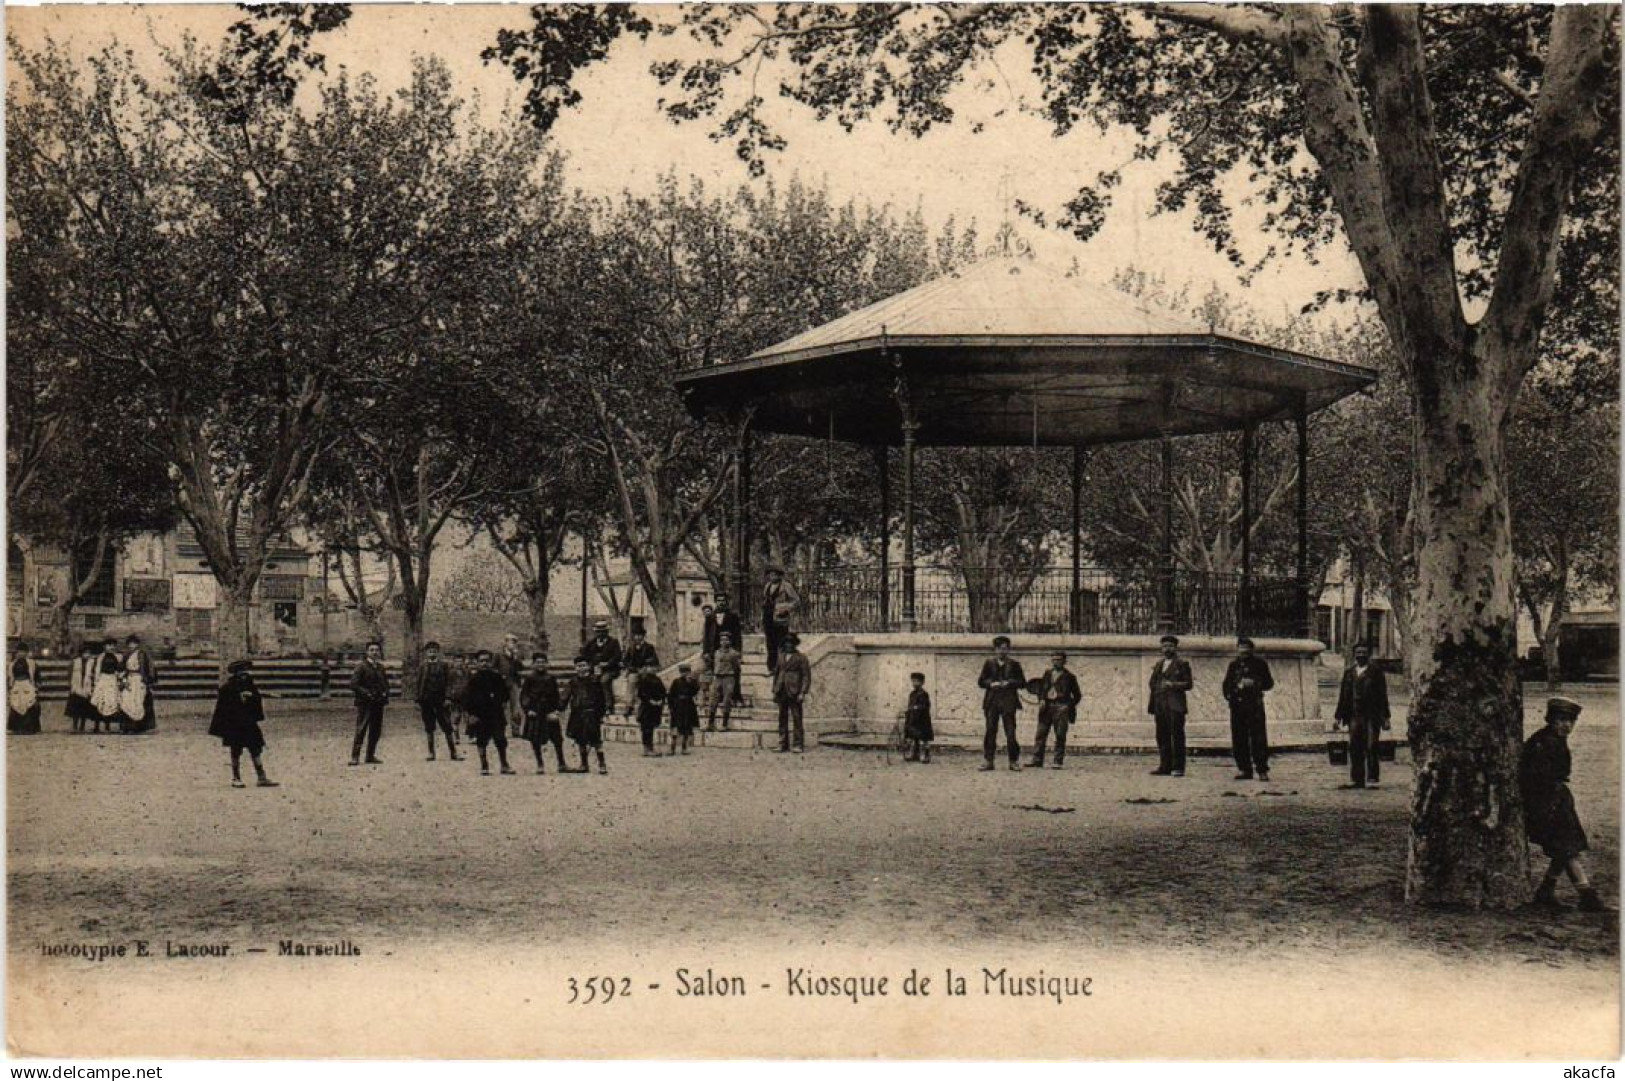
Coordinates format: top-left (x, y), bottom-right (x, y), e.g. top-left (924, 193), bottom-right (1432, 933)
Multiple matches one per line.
top-left (1403, 372), bottom-right (1528, 908)
top-left (649, 555), bottom-right (681, 665)
top-left (524, 579), bottom-right (551, 655)
top-left (215, 580), bottom-right (254, 673)
top-left (1540, 587), bottom-right (1568, 691)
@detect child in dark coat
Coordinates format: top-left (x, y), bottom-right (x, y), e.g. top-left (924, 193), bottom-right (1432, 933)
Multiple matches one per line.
top-left (563, 658), bottom-right (609, 775)
top-left (903, 672), bottom-right (934, 763)
top-left (632, 662), bottom-right (667, 757)
top-left (208, 659), bottom-right (278, 788)
top-left (519, 652), bottom-right (566, 774)
top-left (666, 663), bottom-right (701, 756)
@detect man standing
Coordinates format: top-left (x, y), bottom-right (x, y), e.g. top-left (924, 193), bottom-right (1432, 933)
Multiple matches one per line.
top-left (1029, 651), bottom-right (1081, 770)
top-left (1522, 696), bottom-right (1611, 912)
top-left (703, 598), bottom-right (744, 704)
top-left (772, 632), bottom-right (812, 754)
top-left (579, 620), bottom-right (623, 712)
top-left (761, 566), bottom-right (800, 673)
top-left (977, 636), bottom-right (1026, 772)
top-left (1333, 642), bottom-right (1390, 788)
top-left (496, 633), bottom-right (525, 737)
top-left (1147, 634), bottom-right (1192, 777)
top-left (415, 641), bottom-right (460, 762)
top-left (463, 650), bottom-right (515, 776)
top-left (1222, 637), bottom-right (1275, 781)
top-left (708, 632), bottom-right (741, 731)
top-left (349, 641), bottom-right (390, 767)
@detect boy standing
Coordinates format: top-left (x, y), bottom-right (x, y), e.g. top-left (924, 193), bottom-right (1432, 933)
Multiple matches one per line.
top-left (1030, 651), bottom-right (1082, 770)
top-left (667, 663), bottom-right (701, 756)
top-left (415, 641), bottom-right (460, 762)
top-left (563, 657), bottom-right (609, 775)
top-left (519, 652), bottom-right (566, 774)
top-left (633, 661), bottom-right (668, 757)
top-left (903, 672), bottom-right (933, 763)
top-left (463, 650), bottom-right (515, 776)
top-left (708, 633), bottom-right (741, 731)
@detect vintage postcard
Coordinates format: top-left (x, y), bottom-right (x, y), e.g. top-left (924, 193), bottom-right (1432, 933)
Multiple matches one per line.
top-left (5, 1), bottom-right (1619, 1060)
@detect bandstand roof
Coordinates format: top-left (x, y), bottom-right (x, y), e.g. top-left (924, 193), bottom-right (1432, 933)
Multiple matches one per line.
top-left (674, 257), bottom-right (1378, 447)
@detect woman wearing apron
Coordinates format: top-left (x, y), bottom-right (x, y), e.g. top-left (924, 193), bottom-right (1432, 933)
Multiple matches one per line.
top-left (119, 635), bottom-right (157, 734)
top-left (7, 642), bottom-right (41, 735)
top-left (90, 638), bottom-right (124, 733)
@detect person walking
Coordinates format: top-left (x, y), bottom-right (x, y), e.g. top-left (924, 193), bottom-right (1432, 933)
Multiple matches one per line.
top-left (666, 663), bottom-right (701, 756)
top-left (1147, 634), bottom-right (1193, 777)
top-left (520, 652), bottom-right (567, 774)
top-left (772, 632), bottom-right (812, 754)
top-left (348, 642), bottom-right (390, 767)
top-left (761, 566), bottom-right (800, 674)
top-left (415, 641), bottom-right (461, 762)
top-left (463, 650), bottom-right (516, 776)
top-left (208, 658), bottom-right (278, 788)
top-left (977, 636), bottom-right (1026, 772)
top-left (1029, 651), bottom-right (1081, 770)
top-left (707, 632), bottom-right (741, 731)
top-left (1523, 696), bottom-right (1612, 912)
top-left (1222, 637), bottom-right (1276, 781)
top-left (1333, 642), bottom-right (1390, 788)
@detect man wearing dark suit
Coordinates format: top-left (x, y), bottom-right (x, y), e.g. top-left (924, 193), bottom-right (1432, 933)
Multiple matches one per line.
top-left (977, 636), bottom-right (1027, 772)
top-left (703, 598), bottom-right (745, 703)
top-left (1334, 641), bottom-right (1391, 788)
top-left (1222, 636), bottom-right (1275, 781)
top-left (761, 567), bottom-right (800, 673)
top-left (1147, 634), bottom-right (1193, 777)
top-left (771, 633), bottom-right (812, 753)
top-left (1028, 651), bottom-right (1082, 770)
top-left (579, 620), bottom-right (623, 711)
top-left (414, 640), bottom-right (460, 762)
top-left (349, 641), bottom-right (390, 766)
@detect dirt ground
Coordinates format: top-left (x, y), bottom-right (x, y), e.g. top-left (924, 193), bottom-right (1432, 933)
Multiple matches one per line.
top-left (6, 691), bottom-right (1619, 1058)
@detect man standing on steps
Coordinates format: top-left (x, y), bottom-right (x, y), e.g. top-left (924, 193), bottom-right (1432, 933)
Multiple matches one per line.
top-left (761, 566), bottom-right (799, 674)
top-left (1147, 634), bottom-right (1192, 777)
top-left (1222, 637), bottom-right (1274, 781)
top-left (772, 633), bottom-right (812, 754)
top-left (703, 597), bottom-right (743, 703)
top-left (1333, 641), bottom-right (1389, 789)
top-left (580, 620), bottom-right (623, 713)
top-left (708, 632), bottom-right (741, 731)
top-left (977, 636), bottom-right (1026, 772)
top-left (348, 641), bottom-right (390, 767)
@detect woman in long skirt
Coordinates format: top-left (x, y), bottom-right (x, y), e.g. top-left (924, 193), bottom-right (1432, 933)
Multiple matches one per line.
top-left (65, 640), bottom-right (98, 733)
top-left (119, 634), bottom-right (157, 734)
top-left (7, 642), bottom-right (41, 735)
top-left (89, 638), bottom-right (124, 733)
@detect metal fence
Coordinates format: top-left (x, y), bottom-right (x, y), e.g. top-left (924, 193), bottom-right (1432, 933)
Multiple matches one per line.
top-left (746, 565), bottom-right (1304, 638)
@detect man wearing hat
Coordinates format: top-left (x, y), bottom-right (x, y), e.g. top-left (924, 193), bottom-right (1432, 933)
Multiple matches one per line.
top-left (702, 598), bottom-right (742, 680)
top-left (1222, 637), bottom-right (1276, 781)
top-left (623, 627), bottom-right (660, 711)
top-left (579, 620), bottom-right (623, 712)
top-left (349, 641), bottom-right (390, 767)
top-left (1333, 641), bottom-right (1390, 788)
top-left (1028, 651), bottom-right (1081, 770)
top-left (1147, 634), bottom-right (1193, 777)
top-left (771, 632), bottom-right (812, 753)
top-left (761, 567), bottom-right (800, 673)
top-left (1522, 696), bottom-right (1610, 912)
top-left (977, 636), bottom-right (1027, 772)
top-left (208, 659), bottom-right (278, 788)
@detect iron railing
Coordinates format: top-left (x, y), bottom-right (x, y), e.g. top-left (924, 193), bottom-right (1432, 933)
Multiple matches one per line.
top-left (745, 565), bottom-right (1304, 638)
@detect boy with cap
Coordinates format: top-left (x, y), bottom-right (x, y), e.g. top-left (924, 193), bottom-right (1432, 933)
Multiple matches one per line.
top-left (1030, 651), bottom-right (1082, 770)
top-left (1522, 696), bottom-right (1611, 912)
top-left (1222, 637), bottom-right (1275, 781)
top-left (563, 657), bottom-right (609, 775)
top-left (977, 636), bottom-right (1026, 771)
top-left (463, 650), bottom-right (516, 776)
top-left (415, 641), bottom-right (461, 762)
top-left (666, 663), bottom-right (701, 755)
top-left (520, 651), bottom-right (566, 774)
top-left (1333, 641), bottom-right (1390, 788)
top-left (708, 632), bottom-right (742, 731)
top-left (632, 660), bottom-right (668, 757)
top-left (208, 659), bottom-right (278, 788)
top-left (1147, 634), bottom-right (1193, 777)
top-left (902, 672), bottom-right (933, 763)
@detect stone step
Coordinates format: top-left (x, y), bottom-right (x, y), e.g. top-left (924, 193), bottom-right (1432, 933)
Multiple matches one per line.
top-left (599, 721), bottom-right (817, 752)
top-left (819, 719), bottom-right (1390, 754)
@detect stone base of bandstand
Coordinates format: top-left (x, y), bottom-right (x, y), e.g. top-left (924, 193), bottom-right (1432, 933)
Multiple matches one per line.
top-left (639, 632), bottom-right (1335, 753)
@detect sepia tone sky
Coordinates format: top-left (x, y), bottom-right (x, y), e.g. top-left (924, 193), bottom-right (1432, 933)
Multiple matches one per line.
top-left (7, 3), bottom-right (1369, 322)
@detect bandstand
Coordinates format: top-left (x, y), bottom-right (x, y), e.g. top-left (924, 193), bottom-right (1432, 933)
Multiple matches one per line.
top-left (674, 257), bottom-right (1377, 742)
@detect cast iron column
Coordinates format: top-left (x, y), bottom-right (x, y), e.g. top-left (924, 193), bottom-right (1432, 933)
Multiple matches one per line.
top-left (900, 418), bottom-right (918, 633)
top-left (876, 444), bottom-right (891, 629)
top-left (1071, 445), bottom-right (1084, 632)
top-left (1240, 423), bottom-right (1255, 637)
top-left (730, 419), bottom-right (754, 623)
top-left (1158, 430), bottom-right (1175, 634)
top-left (1294, 400), bottom-right (1310, 639)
